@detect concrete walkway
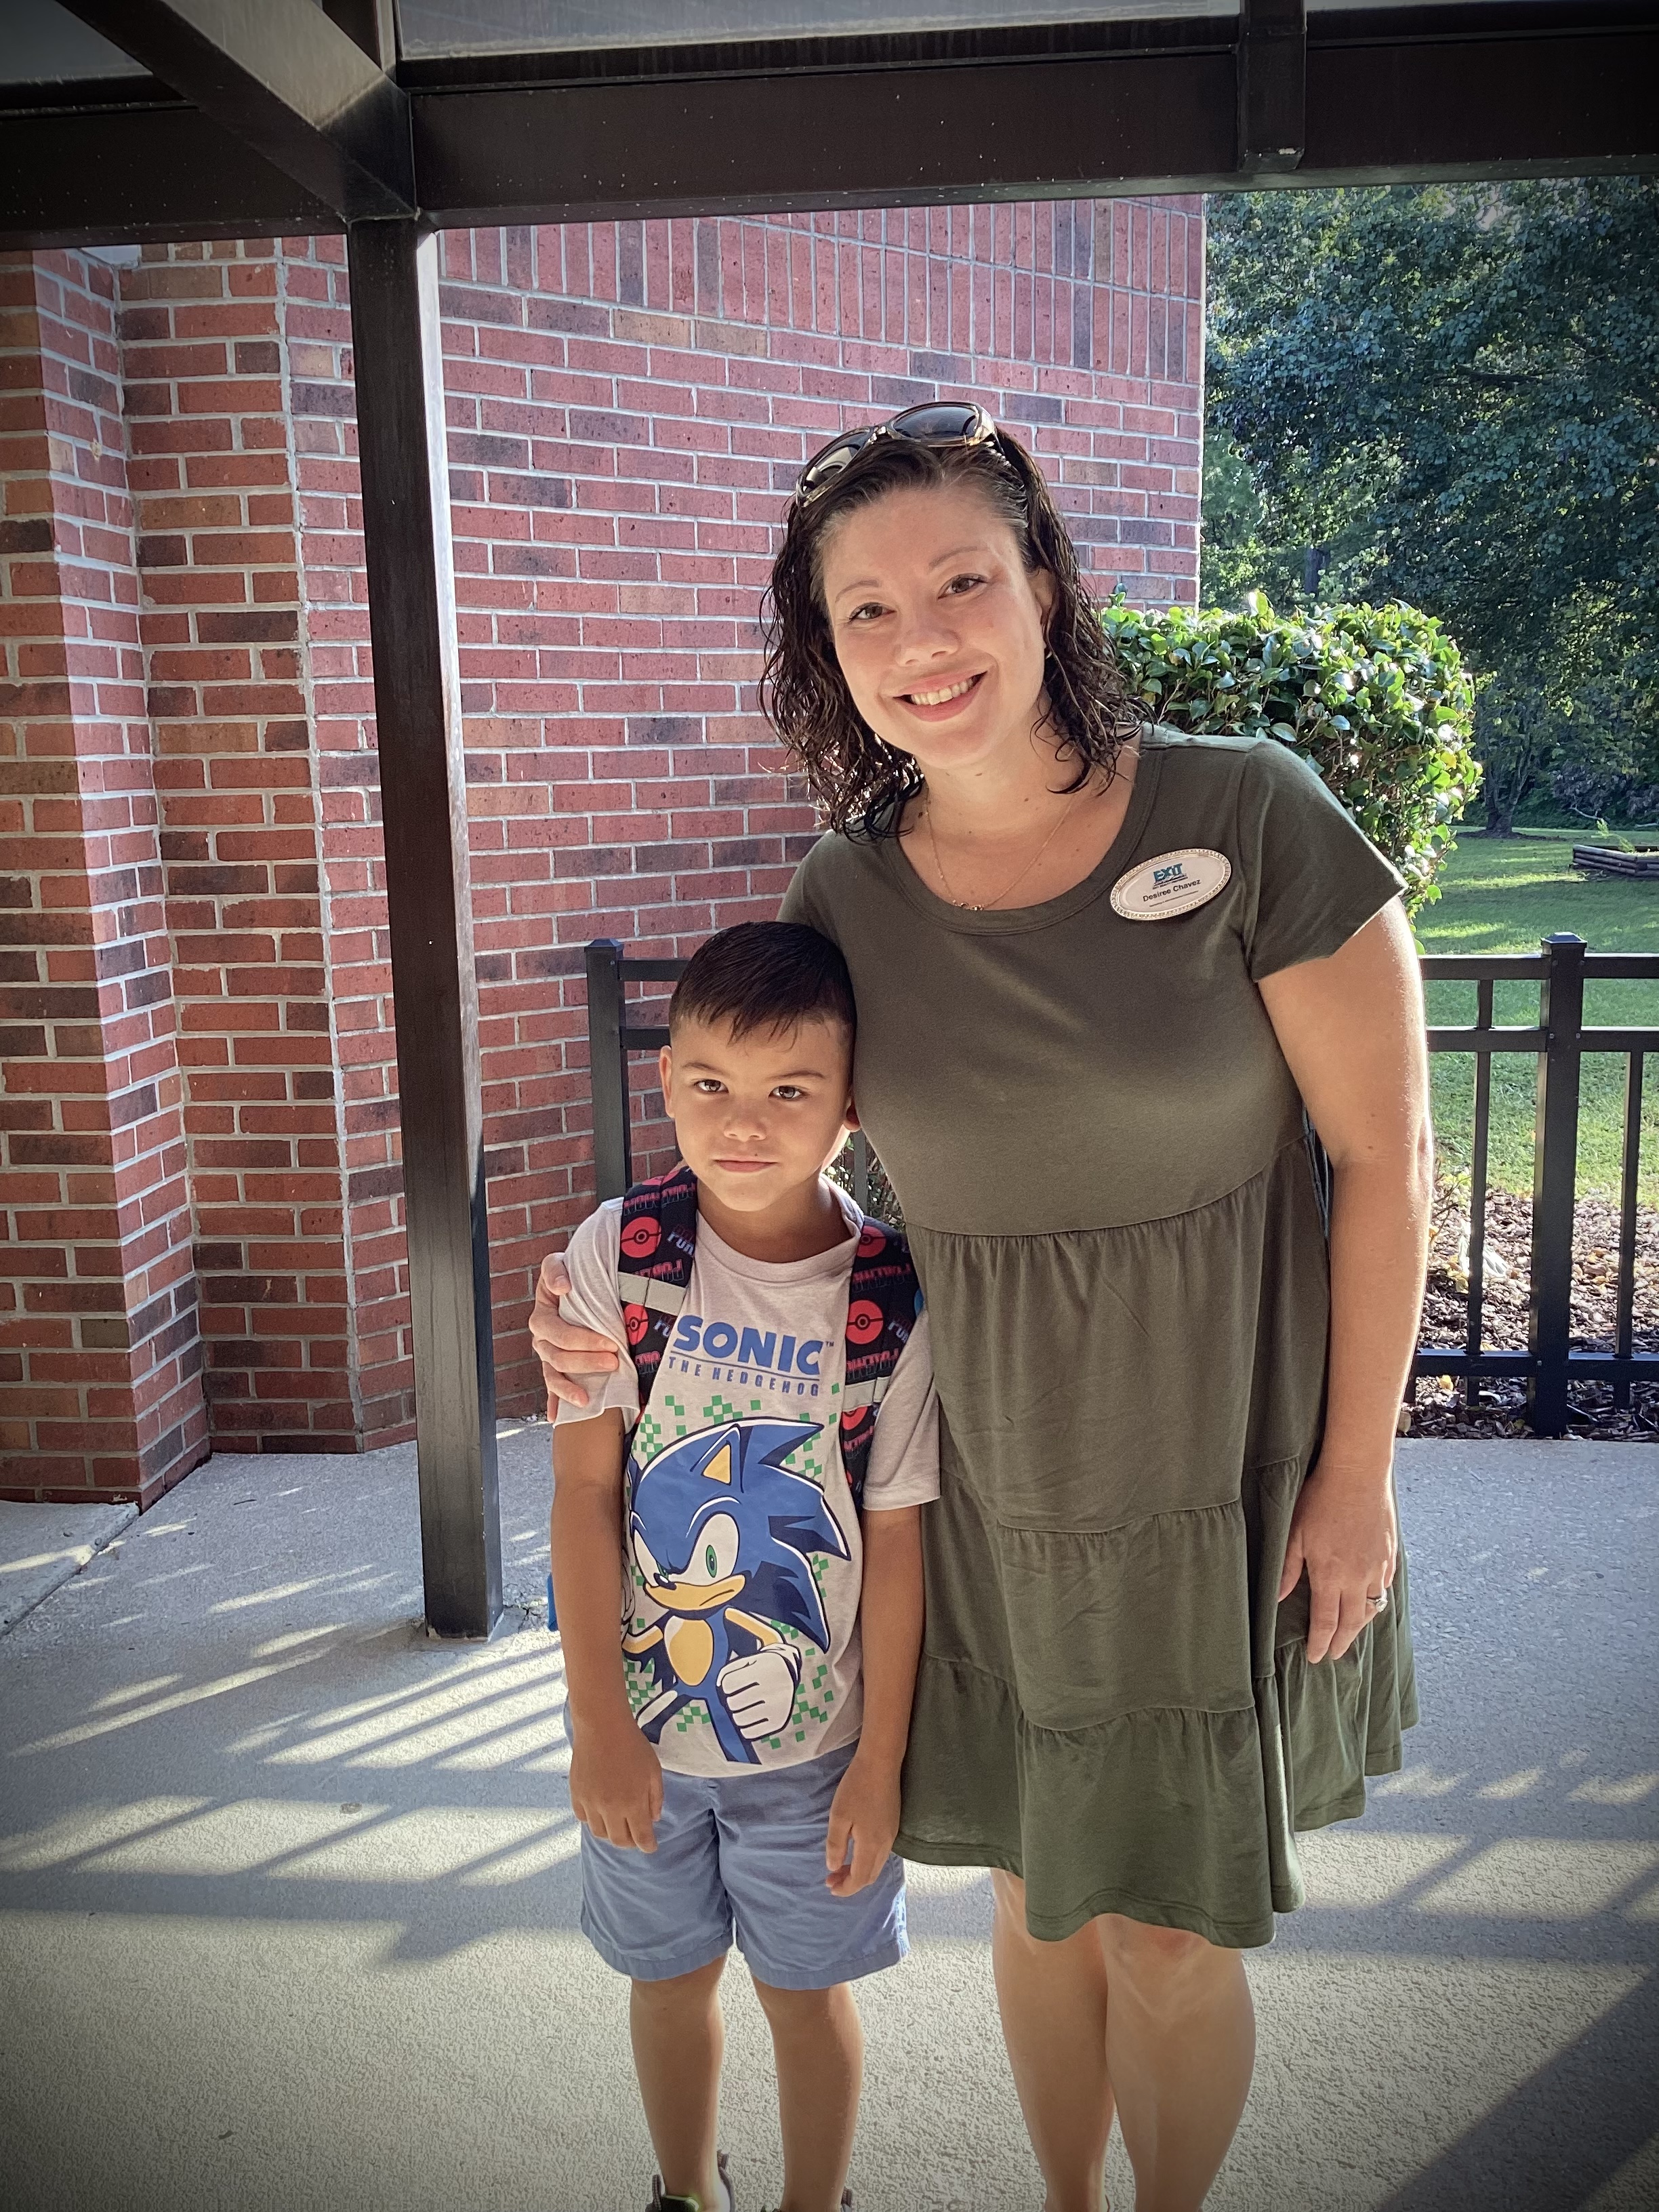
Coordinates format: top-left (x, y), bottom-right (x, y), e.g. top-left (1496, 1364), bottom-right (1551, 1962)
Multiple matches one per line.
top-left (1, 1432), bottom-right (1654, 2212)
top-left (1, 1495), bottom-right (137, 1634)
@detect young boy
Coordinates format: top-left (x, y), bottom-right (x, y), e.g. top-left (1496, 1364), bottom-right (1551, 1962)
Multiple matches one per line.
top-left (550, 922), bottom-right (938, 2212)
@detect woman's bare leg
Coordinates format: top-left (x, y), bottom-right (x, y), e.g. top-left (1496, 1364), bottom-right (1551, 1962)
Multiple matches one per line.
top-left (1097, 1914), bottom-right (1255, 2212)
top-left (630, 1956), bottom-right (727, 2207)
top-left (750, 1977), bottom-right (863, 2212)
top-left (989, 1869), bottom-right (1115, 2212)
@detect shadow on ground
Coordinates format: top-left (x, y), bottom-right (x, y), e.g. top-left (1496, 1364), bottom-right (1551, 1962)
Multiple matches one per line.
top-left (0, 1431), bottom-right (1654, 2211)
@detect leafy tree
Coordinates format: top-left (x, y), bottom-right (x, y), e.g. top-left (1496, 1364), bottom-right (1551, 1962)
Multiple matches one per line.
top-left (1204, 179), bottom-right (1659, 829)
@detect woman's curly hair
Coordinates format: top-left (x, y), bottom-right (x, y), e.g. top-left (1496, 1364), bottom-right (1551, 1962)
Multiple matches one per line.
top-left (760, 422), bottom-right (1140, 836)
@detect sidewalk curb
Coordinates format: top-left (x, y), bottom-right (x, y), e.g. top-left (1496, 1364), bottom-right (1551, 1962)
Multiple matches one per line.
top-left (0, 1502), bottom-right (139, 1638)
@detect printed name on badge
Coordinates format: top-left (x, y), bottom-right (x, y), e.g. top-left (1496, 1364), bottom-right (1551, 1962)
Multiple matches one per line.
top-left (1110, 848), bottom-right (1232, 921)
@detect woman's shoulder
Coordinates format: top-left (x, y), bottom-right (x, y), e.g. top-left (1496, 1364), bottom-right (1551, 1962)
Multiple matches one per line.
top-left (780, 822), bottom-right (894, 932)
top-left (1145, 720), bottom-right (1286, 768)
top-left (1143, 722), bottom-right (1340, 811)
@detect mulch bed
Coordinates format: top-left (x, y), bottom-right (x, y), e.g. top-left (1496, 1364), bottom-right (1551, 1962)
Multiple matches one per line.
top-left (1412, 1182), bottom-right (1659, 1438)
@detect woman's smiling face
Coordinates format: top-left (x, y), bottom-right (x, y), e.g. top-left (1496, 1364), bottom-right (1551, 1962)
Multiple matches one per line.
top-left (817, 480), bottom-right (1055, 782)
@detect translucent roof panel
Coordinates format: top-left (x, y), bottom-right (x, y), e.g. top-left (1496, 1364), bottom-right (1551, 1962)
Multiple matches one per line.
top-left (396, 1), bottom-right (1240, 60)
top-left (1306, 0), bottom-right (1553, 8)
top-left (3, 0), bottom-right (150, 83)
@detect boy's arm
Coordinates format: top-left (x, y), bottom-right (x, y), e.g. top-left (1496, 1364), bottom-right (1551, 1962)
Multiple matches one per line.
top-left (825, 1502), bottom-right (923, 1896)
top-left (552, 1410), bottom-right (663, 1853)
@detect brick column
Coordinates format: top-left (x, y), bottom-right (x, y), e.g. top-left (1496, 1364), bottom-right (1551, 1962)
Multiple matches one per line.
top-left (0, 250), bottom-right (205, 1503)
top-left (121, 241), bottom-right (361, 1453)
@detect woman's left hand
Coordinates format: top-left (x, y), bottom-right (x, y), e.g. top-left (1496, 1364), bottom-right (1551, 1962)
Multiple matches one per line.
top-left (1278, 1462), bottom-right (1398, 1664)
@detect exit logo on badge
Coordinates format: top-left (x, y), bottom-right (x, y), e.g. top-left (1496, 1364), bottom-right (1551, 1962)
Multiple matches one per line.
top-left (1110, 848), bottom-right (1232, 921)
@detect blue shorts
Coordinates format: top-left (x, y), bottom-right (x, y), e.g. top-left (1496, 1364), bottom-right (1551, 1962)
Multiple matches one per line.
top-left (579, 1740), bottom-right (908, 1990)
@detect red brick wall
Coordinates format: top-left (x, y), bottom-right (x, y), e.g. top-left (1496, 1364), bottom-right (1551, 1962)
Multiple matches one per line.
top-left (1, 250), bottom-right (205, 1502)
top-left (1, 197), bottom-right (1202, 1492)
top-left (120, 240), bottom-right (367, 1458)
top-left (436, 201), bottom-right (1204, 1419)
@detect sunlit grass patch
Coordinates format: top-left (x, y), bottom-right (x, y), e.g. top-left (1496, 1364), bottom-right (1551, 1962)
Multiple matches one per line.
top-left (1418, 831), bottom-right (1659, 1202)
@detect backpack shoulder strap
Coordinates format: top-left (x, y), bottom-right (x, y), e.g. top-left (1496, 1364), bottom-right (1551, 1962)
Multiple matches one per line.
top-left (838, 1215), bottom-right (922, 1513)
top-left (617, 1162), bottom-right (700, 1404)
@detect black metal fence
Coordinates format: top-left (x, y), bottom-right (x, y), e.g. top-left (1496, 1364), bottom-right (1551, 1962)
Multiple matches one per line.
top-left (1418, 932), bottom-right (1659, 1432)
top-left (586, 931), bottom-right (1659, 1437)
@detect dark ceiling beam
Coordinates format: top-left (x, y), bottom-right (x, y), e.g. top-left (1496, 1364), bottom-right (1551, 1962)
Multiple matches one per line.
top-left (3, 17), bottom-right (1655, 250)
top-left (54, 0), bottom-right (414, 220)
top-left (0, 104), bottom-right (340, 247)
top-left (409, 26), bottom-right (1659, 227)
top-left (411, 49), bottom-right (1240, 227)
top-left (1237, 0), bottom-right (1307, 176)
top-left (1302, 24), bottom-right (1658, 180)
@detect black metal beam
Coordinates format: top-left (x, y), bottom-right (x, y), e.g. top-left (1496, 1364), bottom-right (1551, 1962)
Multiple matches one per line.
top-left (346, 218), bottom-right (501, 1639)
top-left (411, 26), bottom-right (1658, 226)
top-left (1303, 20), bottom-right (1659, 181)
top-left (0, 104), bottom-right (339, 247)
top-left (4, 14), bottom-right (1656, 249)
top-left (54, 0), bottom-right (414, 220)
top-left (1237, 0), bottom-right (1307, 175)
top-left (412, 48), bottom-right (1241, 226)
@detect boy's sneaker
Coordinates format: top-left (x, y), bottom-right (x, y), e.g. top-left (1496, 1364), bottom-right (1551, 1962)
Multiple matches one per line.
top-left (647, 2151), bottom-right (735, 2212)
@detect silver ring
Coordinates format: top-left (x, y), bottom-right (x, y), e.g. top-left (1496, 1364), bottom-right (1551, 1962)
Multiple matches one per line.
top-left (1366, 1591), bottom-right (1389, 1611)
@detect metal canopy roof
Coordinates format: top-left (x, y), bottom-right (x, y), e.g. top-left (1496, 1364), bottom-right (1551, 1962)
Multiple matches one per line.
top-left (3, 1), bottom-right (1655, 251)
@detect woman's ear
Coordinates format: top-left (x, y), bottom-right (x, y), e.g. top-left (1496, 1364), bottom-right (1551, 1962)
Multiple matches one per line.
top-left (1031, 565), bottom-right (1058, 631)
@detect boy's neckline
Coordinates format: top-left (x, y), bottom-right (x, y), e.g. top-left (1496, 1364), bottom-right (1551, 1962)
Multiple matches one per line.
top-left (693, 1174), bottom-right (860, 1269)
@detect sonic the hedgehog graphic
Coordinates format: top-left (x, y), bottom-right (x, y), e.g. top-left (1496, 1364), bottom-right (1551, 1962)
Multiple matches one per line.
top-left (622, 1418), bottom-right (850, 1765)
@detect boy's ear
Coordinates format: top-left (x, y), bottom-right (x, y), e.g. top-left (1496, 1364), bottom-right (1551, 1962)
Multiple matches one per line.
top-left (658, 1042), bottom-right (674, 1104)
top-left (842, 1090), bottom-right (861, 1134)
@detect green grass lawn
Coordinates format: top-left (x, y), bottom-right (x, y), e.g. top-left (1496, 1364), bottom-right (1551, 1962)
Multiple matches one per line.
top-left (1416, 829), bottom-right (1659, 1201)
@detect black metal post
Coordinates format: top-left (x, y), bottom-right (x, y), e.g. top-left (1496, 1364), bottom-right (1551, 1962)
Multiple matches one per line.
top-left (348, 218), bottom-right (499, 1638)
top-left (1528, 933), bottom-right (1586, 1435)
top-left (587, 939), bottom-right (632, 1204)
top-left (1465, 976), bottom-right (1494, 1410)
top-left (1614, 1051), bottom-right (1643, 1410)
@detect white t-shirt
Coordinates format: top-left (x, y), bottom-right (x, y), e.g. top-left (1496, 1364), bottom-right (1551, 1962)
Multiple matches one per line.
top-left (555, 1183), bottom-right (939, 1776)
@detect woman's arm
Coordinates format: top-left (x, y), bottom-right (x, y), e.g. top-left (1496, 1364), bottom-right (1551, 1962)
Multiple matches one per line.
top-left (1258, 898), bottom-right (1434, 1664)
top-left (825, 1503), bottom-right (924, 1895)
top-left (531, 1252), bottom-right (621, 1410)
top-left (552, 1410), bottom-right (664, 1850)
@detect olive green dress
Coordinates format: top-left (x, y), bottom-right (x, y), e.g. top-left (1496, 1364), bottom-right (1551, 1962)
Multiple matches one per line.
top-left (780, 726), bottom-right (1417, 1948)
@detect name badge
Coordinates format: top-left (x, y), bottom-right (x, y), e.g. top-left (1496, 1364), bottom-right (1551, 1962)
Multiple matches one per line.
top-left (1110, 848), bottom-right (1232, 921)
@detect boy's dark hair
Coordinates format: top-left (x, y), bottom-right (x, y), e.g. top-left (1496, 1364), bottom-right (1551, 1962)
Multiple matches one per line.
top-left (668, 922), bottom-right (855, 1043)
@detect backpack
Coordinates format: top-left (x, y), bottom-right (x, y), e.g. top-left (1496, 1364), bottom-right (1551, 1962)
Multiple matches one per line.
top-left (616, 1160), bottom-right (921, 1511)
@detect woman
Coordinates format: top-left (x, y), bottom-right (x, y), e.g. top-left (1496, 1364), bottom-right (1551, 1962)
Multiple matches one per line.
top-left (533, 406), bottom-right (1431, 2212)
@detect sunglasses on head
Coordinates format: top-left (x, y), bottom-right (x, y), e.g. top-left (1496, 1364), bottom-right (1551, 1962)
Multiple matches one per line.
top-left (794, 401), bottom-right (1007, 508)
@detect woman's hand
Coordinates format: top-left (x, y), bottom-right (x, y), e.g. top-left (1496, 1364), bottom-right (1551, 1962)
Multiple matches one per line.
top-left (1278, 1460), bottom-right (1398, 1664)
top-left (530, 1252), bottom-right (623, 1413)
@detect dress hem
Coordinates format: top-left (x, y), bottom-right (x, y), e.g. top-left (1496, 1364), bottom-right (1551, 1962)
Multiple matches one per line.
top-left (894, 1832), bottom-right (1277, 1950)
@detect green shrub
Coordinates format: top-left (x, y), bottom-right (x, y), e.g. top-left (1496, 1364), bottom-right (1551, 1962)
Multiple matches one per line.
top-left (1103, 594), bottom-right (1480, 910)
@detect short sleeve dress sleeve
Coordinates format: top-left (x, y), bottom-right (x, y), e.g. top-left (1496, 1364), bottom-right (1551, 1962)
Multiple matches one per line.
top-left (778, 837), bottom-right (834, 938)
top-left (1235, 738), bottom-right (1405, 981)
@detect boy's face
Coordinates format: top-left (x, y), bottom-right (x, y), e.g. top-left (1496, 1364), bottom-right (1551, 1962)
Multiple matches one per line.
top-left (660, 1012), bottom-right (856, 1221)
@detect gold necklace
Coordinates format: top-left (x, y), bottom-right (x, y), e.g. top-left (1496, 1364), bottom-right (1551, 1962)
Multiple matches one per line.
top-left (924, 787), bottom-right (1080, 912)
